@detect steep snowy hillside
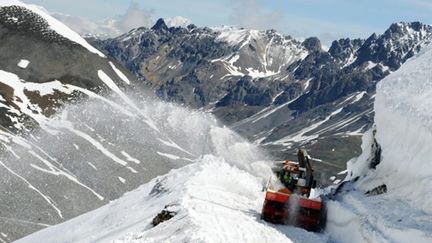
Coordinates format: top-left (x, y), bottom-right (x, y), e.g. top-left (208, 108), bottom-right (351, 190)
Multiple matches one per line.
top-left (0, 1), bottom-right (210, 242)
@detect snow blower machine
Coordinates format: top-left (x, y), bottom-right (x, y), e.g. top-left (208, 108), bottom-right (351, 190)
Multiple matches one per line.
top-left (261, 149), bottom-right (326, 231)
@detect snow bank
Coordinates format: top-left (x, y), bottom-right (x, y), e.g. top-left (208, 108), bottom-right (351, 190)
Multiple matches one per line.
top-left (353, 43), bottom-right (432, 213)
top-left (326, 44), bottom-right (432, 242)
top-left (372, 43), bottom-right (432, 213)
top-left (0, 0), bottom-right (105, 57)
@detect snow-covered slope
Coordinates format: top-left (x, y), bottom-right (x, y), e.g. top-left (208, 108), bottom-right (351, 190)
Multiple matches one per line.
top-left (212, 26), bottom-right (308, 79)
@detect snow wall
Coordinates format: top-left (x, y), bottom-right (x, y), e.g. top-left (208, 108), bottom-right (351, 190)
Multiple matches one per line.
top-left (348, 43), bottom-right (432, 213)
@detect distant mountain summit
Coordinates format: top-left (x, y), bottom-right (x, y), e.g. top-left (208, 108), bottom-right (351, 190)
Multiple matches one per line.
top-left (353, 22), bottom-right (432, 69)
top-left (152, 18), bottom-right (169, 31)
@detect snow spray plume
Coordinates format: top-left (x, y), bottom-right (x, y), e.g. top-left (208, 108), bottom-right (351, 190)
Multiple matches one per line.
top-left (0, 90), bottom-right (273, 231)
top-left (286, 194), bottom-right (301, 226)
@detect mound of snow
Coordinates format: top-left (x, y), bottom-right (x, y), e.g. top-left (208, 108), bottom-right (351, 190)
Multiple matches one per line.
top-left (0, 0), bottom-right (105, 57)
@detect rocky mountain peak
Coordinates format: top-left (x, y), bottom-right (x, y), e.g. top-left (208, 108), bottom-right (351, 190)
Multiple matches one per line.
top-left (328, 38), bottom-right (364, 65)
top-left (353, 22), bottom-right (432, 70)
top-left (384, 21), bottom-right (431, 40)
top-left (91, 20), bottom-right (432, 176)
top-left (187, 24), bottom-right (197, 30)
top-left (302, 37), bottom-right (322, 52)
top-left (388, 22), bottom-right (424, 33)
top-left (366, 32), bottom-right (378, 43)
top-left (151, 18), bottom-right (169, 31)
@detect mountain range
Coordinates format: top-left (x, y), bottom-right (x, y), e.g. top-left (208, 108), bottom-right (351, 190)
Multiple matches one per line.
top-left (1, 1), bottom-right (432, 241)
top-left (91, 19), bottom-right (432, 180)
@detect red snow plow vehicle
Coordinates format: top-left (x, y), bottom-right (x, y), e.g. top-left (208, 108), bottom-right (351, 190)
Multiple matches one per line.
top-left (261, 149), bottom-right (326, 231)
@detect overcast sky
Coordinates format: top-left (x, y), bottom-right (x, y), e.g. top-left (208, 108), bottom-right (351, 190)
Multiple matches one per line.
top-left (24, 0), bottom-right (432, 45)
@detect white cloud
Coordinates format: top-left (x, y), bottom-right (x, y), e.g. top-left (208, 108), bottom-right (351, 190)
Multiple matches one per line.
top-left (117, 1), bottom-right (155, 32)
top-left (52, 13), bottom-right (121, 38)
top-left (51, 0), bottom-right (156, 38)
top-left (165, 16), bottom-right (192, 28)
top-left (229, 0), bottom-right (284, 30)
top-left (51, 2), bottom-right (191, 38)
